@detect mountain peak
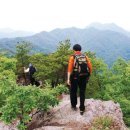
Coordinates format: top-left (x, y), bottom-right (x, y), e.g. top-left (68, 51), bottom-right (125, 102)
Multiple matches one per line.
top-left (86, 22), bottom-right (130, 38)
top-left (87, 22), bottom-right (129, 33)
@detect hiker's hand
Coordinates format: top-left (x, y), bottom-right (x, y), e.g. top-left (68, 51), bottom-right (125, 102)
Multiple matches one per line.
top-left (67, 79), bottom-right (71, 86)
top-left (23, 67), bottom-right (26, 73)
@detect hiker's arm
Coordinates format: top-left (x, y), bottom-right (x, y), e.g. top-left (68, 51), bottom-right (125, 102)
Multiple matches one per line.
top-left (24, 67), bottom-right (29, 73)
top-left (86, 56), bottom-right (92, 74)
top-left (67, 56), bottom-right (74, 86)
top-left (67, 72), bottom-right (71, 86)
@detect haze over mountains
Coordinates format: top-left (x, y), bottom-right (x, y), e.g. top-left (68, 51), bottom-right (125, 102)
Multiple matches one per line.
top-left (0, 23), bottom-right (130, 65)
top-left (87, 22), bottom-right (130, 37)
top-left (0, 28), bottom-right (35, 38)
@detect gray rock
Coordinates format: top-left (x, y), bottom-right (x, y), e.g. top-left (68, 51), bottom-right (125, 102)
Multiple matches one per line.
top-left (31, 95), bottom-right (128, 130)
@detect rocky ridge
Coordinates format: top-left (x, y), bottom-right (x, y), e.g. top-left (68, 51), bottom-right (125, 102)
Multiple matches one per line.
top-left (0, 95), bottom-right (129, 130)
top-left (29, 95), bottom-right (128, 130)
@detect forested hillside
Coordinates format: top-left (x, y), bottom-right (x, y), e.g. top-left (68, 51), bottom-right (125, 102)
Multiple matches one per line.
top-left (0, 41), bottom-right (130, 130)
top-left (0, 24), bottom-right (130, 65)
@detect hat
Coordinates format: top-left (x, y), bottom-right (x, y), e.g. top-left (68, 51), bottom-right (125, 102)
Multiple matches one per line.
top-left (29, 63), bottom-right (32, 67)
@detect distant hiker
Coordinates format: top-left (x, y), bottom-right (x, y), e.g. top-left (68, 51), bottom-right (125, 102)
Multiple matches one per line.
top-left (24, 63), bottom-right (36, 85)
top-left (67, 44), bottom-right (92, 115)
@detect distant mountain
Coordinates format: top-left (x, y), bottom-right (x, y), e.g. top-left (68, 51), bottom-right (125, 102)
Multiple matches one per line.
top-left (87, 22), bottom-right (130, 37)
top-left (0, 28), bottom-right (35, 38)
top-left (0, 24), bottom-right (130, 65)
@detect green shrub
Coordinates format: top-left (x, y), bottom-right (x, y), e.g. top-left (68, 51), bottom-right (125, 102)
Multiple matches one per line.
top-left (90, 115), bottom-right (116, 130)
top-left (0, 78), bottom-right (68, 130)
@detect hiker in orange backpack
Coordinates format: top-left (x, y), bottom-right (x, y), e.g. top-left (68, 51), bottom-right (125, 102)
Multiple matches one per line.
top-left (67, 44), bottom-right (92, 115)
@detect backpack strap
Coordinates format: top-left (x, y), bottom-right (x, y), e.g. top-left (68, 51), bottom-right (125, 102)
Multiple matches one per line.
top-left (73, 54), bottom-right (81, 72)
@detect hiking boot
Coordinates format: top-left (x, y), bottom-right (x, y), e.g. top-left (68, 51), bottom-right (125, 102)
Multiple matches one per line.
top-left (71, 106), bottom-right (78, 111)
top-left (80, 110), bottom-right (84, 115)
top-left (79, 107), bottom-right (85, 115)
top-left (79, 106), bottom-right (85, 115)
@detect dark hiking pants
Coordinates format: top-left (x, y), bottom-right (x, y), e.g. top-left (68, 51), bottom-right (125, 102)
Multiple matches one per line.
top-left (70, 76), bottom-right (88, 111)
top-left (29, 75), bottom-right (35, 85)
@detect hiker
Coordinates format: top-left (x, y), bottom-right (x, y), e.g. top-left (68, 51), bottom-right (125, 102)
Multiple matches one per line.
top-left (67, 44), bottom-right (92, 115)
top-left (24, 63), bottom-right (36, 85)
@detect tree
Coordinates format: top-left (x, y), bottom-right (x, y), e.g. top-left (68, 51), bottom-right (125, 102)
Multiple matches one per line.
top-left (15, 41), bottom-right (32, 84)
top-left (100, 58), bottom-right (130, 126)
top-left (29, 39), bottom-right (72, 87)
top-left (0, 56), bottom-right (68, 130)
top-left (16, 41), bottom-right (32, 73)
top-left (85, 52), bottom-right (108, 98)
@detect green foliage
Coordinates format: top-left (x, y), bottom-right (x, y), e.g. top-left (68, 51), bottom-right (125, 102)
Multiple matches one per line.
top-left (85, 52), bottom-right (108, 99)
top-left (1, 41), bottom-right (130, 129)
top-left (0, 78), bottom-right (68, 130)
top-left (0, 56), bottom-right (16, 73)
top-left (0, 54), bottom-right (68, 130)
top-left (84, 55), bottom-right (130, 127)
top-left (16, 41), bottom-right (32, 74)
top-left (0, 56), bottom-right (17, 107)
top-left (92, 58), bottom-right (130, 126)
top-left (29, 39), bottom-right (72, 86)
top-left (51, 84), bottom-right (69, 96)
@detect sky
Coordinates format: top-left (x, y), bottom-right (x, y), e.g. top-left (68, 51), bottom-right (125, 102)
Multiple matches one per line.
top-left (0, 0), bottom-right (130, 32)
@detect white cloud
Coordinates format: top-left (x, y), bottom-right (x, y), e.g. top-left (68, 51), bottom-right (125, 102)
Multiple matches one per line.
top-left (0, 0), bottom-right (130, 32)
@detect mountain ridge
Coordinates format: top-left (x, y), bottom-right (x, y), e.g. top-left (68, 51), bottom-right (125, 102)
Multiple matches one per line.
top-left (0, 23), bottom-right (130, 65)
top-left (87, 22), bottom-right (130, 37)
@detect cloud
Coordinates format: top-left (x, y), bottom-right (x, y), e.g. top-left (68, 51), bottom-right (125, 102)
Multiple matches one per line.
top-left (0, 0), bottom-right (130, 32)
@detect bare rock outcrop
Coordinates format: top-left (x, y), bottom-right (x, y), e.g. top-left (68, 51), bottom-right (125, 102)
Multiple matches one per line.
top-left (29, 95), bottom-right (128, 130)
top-left (0, 120), bottom-right (18, 130)
top-left (0, 95), bottom-right (129, 130)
